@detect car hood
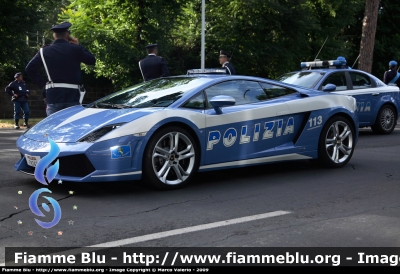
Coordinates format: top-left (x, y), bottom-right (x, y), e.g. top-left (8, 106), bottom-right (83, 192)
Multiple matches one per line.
top-left (23, 105), bottom-right (161, 142)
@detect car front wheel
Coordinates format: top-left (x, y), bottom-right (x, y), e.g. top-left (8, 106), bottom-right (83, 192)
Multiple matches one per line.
top-left (318, 116), bottom-right (355, 168)
top-left (371, 105), bottom-right (396, 134)
top-left (142, 126), bottom-right (199, 190)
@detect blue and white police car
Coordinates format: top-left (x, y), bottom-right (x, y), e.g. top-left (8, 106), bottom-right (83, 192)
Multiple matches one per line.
top-left (15, 69), bottom-right (359, 189)
top-left (277, 59), bottom-right (400, 134)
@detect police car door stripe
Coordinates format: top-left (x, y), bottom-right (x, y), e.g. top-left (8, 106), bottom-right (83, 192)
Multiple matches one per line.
top-left (91, 171), bottom-right (142, 177)
top-left (333, 86), bottom-right (399, 96)
top-left (284, 94), bottom-right (356, 114)
top-left (98, 94), bottom-right (355, 141)
top-left (99, 109), bottom-right (207, 141)
top-left (205, 95), bottom-right (355, 128)
top-left (199, 153), bottom-right (311, 170)
top-left (53, 108), bottom-right (108, 129)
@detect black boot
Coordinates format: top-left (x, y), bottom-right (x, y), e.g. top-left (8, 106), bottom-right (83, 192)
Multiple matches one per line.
top-left (24, 119), bottom-right (30, 129)
top-left (14, 119), bottom-right (20, 129)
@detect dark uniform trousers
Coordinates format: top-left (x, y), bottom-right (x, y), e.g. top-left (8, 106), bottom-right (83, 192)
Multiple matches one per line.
top-left (5, 80), bottom-right (30, 120)
top-left (223, 62), bottom-right (236, 75)
top-left (26, 39), bottom-right (96, 115)
top-left (139, 55), bottom-right (169, 81)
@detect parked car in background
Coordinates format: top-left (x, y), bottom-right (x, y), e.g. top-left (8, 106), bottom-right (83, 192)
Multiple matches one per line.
top-left (277, 59), bottom-right (400, 134)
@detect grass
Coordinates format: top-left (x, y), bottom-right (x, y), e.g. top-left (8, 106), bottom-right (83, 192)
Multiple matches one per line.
top-left (0, 118), bottom-right (44, 129)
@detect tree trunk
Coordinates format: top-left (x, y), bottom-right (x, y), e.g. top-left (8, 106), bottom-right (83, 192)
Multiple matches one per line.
top-left (358, 0), bottom-right (380, 73)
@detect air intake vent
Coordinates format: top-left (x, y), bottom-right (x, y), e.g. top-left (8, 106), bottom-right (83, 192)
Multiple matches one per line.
top-left (57, 154), bottom-right (95, 177)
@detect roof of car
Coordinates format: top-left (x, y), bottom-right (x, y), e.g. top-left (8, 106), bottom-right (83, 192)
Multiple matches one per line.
top-left (297, 68), bottom-right (350, 72)
top-left (291, 68), bottom-right (373, 75)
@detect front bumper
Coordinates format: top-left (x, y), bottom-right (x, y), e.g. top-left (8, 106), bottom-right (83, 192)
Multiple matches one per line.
top-left (14, 135), bottom-right (144, 182)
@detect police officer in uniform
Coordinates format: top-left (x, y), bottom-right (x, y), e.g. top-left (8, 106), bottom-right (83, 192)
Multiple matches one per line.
top-left (25, 22), bottom-right (96, 116)
top-left (383, 60), bottom-right (400, 87)
top-left (5, 72), bottom-right (31, 129)
top-left (139, 44), bottom-right (169, 81)
top-left (219, 50), bottom-right (236, 75)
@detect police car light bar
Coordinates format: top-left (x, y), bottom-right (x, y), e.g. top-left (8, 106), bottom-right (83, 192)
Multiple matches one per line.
top-left (187, 68), bottom-right (227, 74)
top-left (301, 59), bottom-right (346, 69)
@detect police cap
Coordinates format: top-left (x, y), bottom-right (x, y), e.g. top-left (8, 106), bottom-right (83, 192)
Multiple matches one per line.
top-left (145, 43), bottom-right (158, 49)
top-left (14, 72), bottom-right (22, 78)
top-left (389, 60), bottom-right (397, 67)
top-left (219, 50), bottom-right (231, 58)
top-left (50, 22), bottom-right (72, 33)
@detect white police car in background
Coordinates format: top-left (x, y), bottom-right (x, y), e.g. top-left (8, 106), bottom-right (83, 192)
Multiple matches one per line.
top-left (277, 59), bottom-right (400, 134)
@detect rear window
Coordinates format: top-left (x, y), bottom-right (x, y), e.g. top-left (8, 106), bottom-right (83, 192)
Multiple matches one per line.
top-left (349, 72), bottom-right (373, 89)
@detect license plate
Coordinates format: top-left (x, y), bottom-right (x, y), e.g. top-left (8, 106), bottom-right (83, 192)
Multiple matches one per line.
top-left (25, 154), bottom-right (41, 167)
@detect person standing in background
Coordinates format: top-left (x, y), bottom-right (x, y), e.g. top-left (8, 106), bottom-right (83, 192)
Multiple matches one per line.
top-left (139, 43), bottom-right (169, 81)
top-left (25, 22), bottom-right (96, 116)
top-left (383, 60), bottom-right (400, 88)
top-left (219, 50), bottom-right (236, 75)
top-left (5, 72), bottom-right (31, 129)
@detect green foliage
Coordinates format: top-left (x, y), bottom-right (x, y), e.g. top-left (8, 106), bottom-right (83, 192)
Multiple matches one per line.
top-left (373, 0), bottom-right (400, 77)
top-left (62, 0), bottom-right (369, 87)
top-left (61, 0), bottom-right (183, 88)
top-left (3, 0), bottom-right (398, 88)
top-left (0, 0), bottom-right (41, 78)
top-left (0, 0), bottom-right (68, 82)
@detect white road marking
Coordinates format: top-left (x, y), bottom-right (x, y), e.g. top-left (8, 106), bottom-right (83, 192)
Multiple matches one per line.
top-left (0, 149), bottom-right (19, 152)
top-left (0, 210), bottom-right (290, 266)
top-left (89, 210), bottom-right (291, 247)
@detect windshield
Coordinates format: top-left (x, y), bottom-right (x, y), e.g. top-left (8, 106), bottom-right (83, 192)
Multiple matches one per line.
top-left (277, 71), bottom-right (325, 89)
top-left (87, 77), bottom-right (208, 109)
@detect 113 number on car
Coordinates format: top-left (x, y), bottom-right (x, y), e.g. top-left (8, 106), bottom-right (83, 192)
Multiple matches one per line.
top-left (308, 115), bottom-right (323, 128)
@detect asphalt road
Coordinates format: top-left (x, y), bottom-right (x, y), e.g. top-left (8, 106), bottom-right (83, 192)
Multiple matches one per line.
top-left (1, 124), bottom-right (400, 264)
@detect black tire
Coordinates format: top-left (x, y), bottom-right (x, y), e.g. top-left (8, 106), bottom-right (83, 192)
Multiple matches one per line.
top-left (142, 126), bottom-right (200, 190)
top-left (370, 105), bottom-right (396, 135)
top-left (317, 116), bottom-right (355, 168)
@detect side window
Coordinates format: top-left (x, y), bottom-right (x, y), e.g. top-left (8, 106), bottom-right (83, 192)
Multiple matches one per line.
top-left (204, 80), bottom-right (266, 106)
top-left (259, 82), bottom-right (296, 99)
top-left (321, 72), bottom-right (348, 91)
top-left (182, 92), bottom-right (205, 109)
top-left (349, 72), bottom-right (372, 89)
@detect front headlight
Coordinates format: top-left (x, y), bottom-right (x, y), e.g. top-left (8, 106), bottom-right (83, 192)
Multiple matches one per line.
top-left (78, 123), bottom-right (126, 142)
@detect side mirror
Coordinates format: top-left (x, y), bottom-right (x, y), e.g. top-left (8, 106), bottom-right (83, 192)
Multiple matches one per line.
top-left (322, 84), bottom-right (337, 92)
top-left (210, 95), bottom-right (236, 114)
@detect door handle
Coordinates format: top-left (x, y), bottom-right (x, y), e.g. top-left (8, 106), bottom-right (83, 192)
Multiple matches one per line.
top-left (372, 93), bottom-right (379, 96)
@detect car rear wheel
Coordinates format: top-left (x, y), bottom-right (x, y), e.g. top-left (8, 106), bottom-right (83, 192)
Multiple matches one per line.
top-left (142, 126), bottom-right (199, 190)
top-left (318, 116), bottom-right (355, 168)
top-left (371, 105), bottom-right (396, 134)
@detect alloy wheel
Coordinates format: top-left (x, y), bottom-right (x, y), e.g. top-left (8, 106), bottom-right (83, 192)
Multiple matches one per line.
top-left (152, 132), bottom-right (195, 185)
top-left (325, 121), bottom-right (354, 164)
